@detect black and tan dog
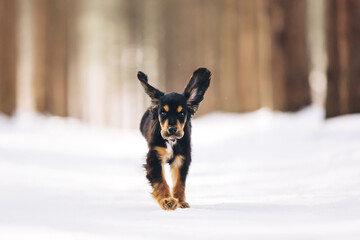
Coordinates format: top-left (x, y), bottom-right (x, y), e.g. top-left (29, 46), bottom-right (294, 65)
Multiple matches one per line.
top-left (137, 68), bottom-right (211, 210)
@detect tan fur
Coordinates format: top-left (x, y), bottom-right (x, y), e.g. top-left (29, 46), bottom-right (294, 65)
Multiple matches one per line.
top-left (152, 146), bottom-right (178, 210)
top-left (159, 119), bottom-right (169, 139)
top-left (176, 120), bottom-right (185, 138)
top-left (171, 155), bottom-right (183, 184)
top-left (152, 182), bottom-right (170, 200)
top-left (159, 106), bottom-right (186, 139)
top-left (177, 105), bottom-right (183, 112)
top-left (158, 197), bottom-right (179, 210)
top-left (160, 119), bottom-right (185, 139)
top-left (154, 146), bottom-right (167, 162)
top-left (153, 183), bottom-right (178, 210)
top-left (171, 156), bottom-right (188, 208)
top-left (154, 146), bottom-right (173, 162)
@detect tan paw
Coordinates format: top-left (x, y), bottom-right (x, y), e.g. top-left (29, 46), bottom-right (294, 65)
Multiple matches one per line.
top-left (178, 201), bottom-right (190, 208)
top-left (159, 197), bottom-right (179, 210)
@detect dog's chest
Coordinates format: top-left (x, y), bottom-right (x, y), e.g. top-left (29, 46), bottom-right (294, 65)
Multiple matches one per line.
top-left (155, 142), bottom-right (176, 165)
top-left (165, 142), bottom-right (174, 160)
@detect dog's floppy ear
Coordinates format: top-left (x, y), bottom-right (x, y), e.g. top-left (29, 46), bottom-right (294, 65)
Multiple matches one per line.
top-left (183, 68), bottom-right (211, 115)
top-left (137, 71), bottom-right (164, 106)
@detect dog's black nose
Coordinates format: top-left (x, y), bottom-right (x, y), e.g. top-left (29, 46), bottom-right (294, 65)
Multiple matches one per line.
top-left (168, 127), bottom-right (177, 135)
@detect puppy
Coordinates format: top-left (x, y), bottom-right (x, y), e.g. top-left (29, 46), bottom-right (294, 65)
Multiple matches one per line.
top-left (137, 68), bottom-right (211, 210)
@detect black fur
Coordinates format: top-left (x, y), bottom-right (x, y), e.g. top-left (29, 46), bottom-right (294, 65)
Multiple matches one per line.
top-left (138, 68), bottom-right (211, 210)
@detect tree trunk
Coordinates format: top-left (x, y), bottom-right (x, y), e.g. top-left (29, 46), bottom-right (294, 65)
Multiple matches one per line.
top-left (162, 0), bottom-right (198, 94)
top-left (219, 0), bottom-right (239, 112)
top-left (256, 0), bottom-right (273, 109)
top-left (237, 0), bottom-right (260, 112)
top-left (269, 0), bottom-right (311, 111)
top-left (31, 0), bottom-right (47, 113)
top-left (44, 0), bottom-right (68, 116)
top-left (0, 0), bottom-right (17, 115)
top-left (326, 0), bottom-right (360, 117)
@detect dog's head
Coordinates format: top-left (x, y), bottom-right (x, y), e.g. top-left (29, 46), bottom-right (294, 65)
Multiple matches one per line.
top-left (138, 68), bottom-right (211, 143)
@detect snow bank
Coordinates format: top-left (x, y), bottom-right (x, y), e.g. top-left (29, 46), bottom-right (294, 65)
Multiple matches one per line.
top-left (0, 107), bottom-right (359, 239)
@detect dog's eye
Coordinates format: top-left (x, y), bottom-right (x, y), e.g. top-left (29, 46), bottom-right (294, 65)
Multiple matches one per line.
top-left (179, 112), bottom-right (185, 117)
top-left (161, 111), bottom-right (167, 117)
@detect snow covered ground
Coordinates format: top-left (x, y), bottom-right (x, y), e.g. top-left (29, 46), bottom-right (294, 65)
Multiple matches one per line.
top-left (1, 107), bottom-right (360, 239)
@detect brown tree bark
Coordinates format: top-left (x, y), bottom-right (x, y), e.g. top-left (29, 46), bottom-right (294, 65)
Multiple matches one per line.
top-left (44, 0), bottom-right (68, 116)
top-left (29, 0), bottom-right (68, 116)
top-left (326, 0), bottom-right (360, 117)
top-left (162, 0), bottom-right (198, 94)
top-left (219, 0), bottom-right (239, 112)
top-left (269, 0), bottom-right (311, 112)
top-left (256, 0), bottom-right (273, 109)
top-left (0, 0), bottom-right (17, 115)
top-left (237, 0), bottom-right (260, 112)
top-left (31, 0), bottom-right (47, 113)
top-left (160, 0), bottom-right (223, 115)
top-left (188, 0), bottom-right (221, 115)
top-left (346, 1), bottom-right (360, 115)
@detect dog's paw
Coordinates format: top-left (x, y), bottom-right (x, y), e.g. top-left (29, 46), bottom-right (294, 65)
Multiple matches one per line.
top-left (159, 197), bottom-right (179, 210)
top-left (178, 201), bottom-right (190, 208)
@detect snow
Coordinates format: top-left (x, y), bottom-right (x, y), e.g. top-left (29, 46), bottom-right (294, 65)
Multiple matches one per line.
top-left (1, 107), bottom-right (360, 239)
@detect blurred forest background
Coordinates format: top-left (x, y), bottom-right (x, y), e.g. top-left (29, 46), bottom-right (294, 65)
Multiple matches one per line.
top-left (0, 0), bottom-right (359, 128)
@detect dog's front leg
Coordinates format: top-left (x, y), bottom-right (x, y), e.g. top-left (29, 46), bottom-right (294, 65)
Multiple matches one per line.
top-left (171, 155), bottom-right (190, 208)
top-left (145, 148), bottom-right (178, 210)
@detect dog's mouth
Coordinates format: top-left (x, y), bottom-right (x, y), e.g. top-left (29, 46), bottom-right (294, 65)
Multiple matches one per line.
top-left (165, 136), bottom-right (179, 146)
top-left (167, 136), bottom-right (177, 143)
top-left (161, 129), bottom-right (184, 143)
top-left (163, 134), bottom-right (183, 144)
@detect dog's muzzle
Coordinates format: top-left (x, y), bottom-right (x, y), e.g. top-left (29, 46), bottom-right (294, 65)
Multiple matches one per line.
top-left (162, 126), bottom-right (183, 143)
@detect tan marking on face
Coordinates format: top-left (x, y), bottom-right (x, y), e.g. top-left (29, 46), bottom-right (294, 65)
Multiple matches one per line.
top-left (160, 119), bottom-right (169, 138)
top-left (175, 120), bottom-right (185, 138)
top-left (163, 105), bottom-right (169, 112)
top-left (177, 106), bottom-right (183, 113)
top-left (171, 155), bottom-right (185, 202)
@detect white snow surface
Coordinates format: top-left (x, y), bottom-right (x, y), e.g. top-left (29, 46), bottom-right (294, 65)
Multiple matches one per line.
top-left (1, 107), bottom-right (360, 239)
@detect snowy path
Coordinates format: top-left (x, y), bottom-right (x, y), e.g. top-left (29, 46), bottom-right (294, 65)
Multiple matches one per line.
top-left (1, 107), bottom-right (360, 239)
